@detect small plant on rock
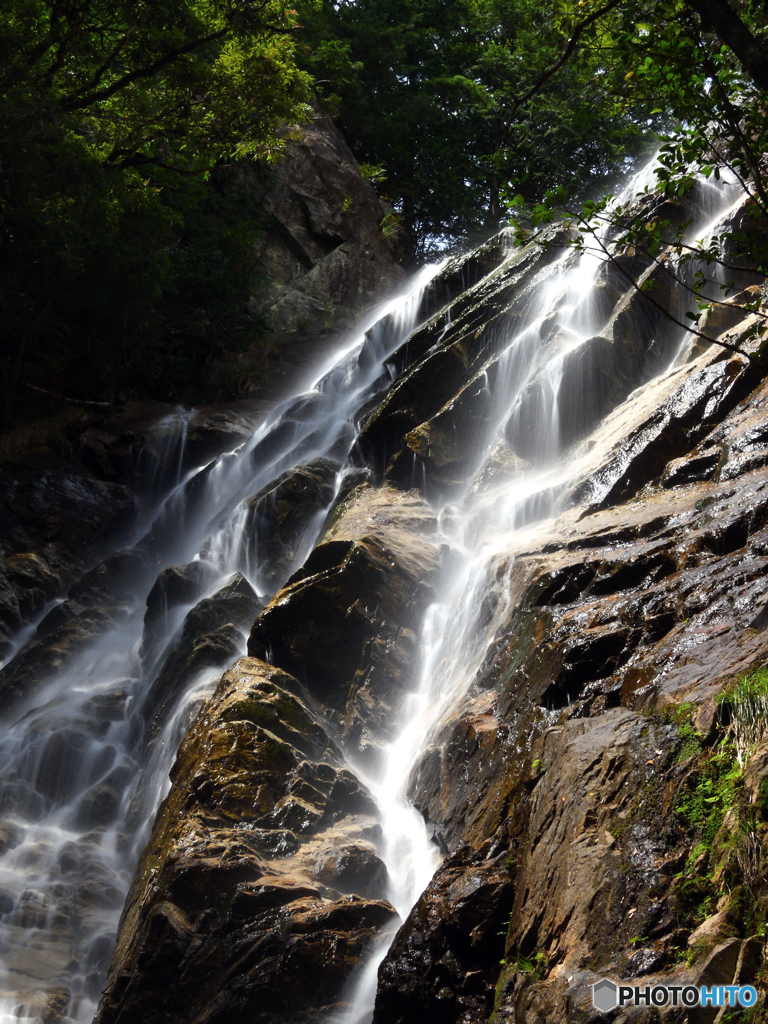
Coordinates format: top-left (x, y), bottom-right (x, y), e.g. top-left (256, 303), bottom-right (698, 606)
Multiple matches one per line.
top-left (717, 670), bottom-right (768, 769)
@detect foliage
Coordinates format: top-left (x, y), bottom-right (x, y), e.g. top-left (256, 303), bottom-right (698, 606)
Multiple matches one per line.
top-left (676, 735), bottom-right (742, 850)
top-left (0, 0), bottom-right (311, 424)
top-left (672, 676), bottom-right (768, 947)
top-left (503, 0), bottom-right (768, 355)
top-left (5, 0), bottom-right (768, 422)
top-left (718, 670), bottom-right (768, 769)
top-left (500, 949), bottom-right (546, 978)
top-left (665, 702), bottom-right (704, 762)
top-left (296, 0), bottom-right (649, 259)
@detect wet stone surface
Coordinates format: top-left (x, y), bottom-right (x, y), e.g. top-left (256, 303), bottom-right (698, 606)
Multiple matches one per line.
top-left (94, 658), bottom-right (397, 1024)
top-left (6, 180), bottom-right (768, 1024)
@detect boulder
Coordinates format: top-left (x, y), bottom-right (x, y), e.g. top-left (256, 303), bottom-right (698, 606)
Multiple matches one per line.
top-left (248, 484), bottom-right (442, 757)
top-left (139, 573), bottom-right (262, 740)
top-left (0, 606), bottom-right (113, 717)
top-left (94, 658), bottom-right (397, 1024)
top-left (0, 454), bottom-right (133, 657)
top-left (245, 115), bottom-right (403, 351)
top-left (240, 456), bottom-right (340, 589)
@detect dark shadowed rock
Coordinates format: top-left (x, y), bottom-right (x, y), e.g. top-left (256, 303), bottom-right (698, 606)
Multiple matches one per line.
top-left (0, 606), bottom-right (113, 718)
top-left (139, 573), bottom-right (262, 740)
top-left (139, 559), bottom-right (222, 667)
top-left (0, 454), bottom-right (133, 658)
top-left (36, 547), bottom-right (151, 638)
top-left (374, 850), bottom-right (514, 1024)
top-left (248, 484), bottom-right (441, 758)
top-left (245, 116), bottom-right (403, 350)
top-left (240, 456), bottom-right (340, 588)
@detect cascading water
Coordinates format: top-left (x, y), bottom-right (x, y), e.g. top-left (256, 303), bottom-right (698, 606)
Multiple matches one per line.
top-left (0, 264), bottom-right (442, 1024)
top-left (0, 155), bottom-right (747, 1024)
top-left (334, 161), bottom-right (746, 1024)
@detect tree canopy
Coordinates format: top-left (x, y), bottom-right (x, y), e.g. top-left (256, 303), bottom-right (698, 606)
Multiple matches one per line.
top-left (296, 0), bottom-right (651, 257)
top-left (0, 0), bottom-right (311, 424)
top-left (1, 0), bottom-right (767, 425)
top-left (503, 0), bottom-right (768, 353)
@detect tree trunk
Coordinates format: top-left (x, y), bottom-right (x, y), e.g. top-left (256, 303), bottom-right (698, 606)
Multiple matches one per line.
top-left (686, 0), bottom-right (768, 91)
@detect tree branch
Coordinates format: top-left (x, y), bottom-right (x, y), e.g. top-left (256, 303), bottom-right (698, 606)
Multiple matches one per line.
top-left (576, 215), bottom-right (758, 357)
top-left (685, 0), bottom-right (768, 91)
top-left (26, 383), bottom-right (113, 407)
top-left (59, 26), bottom-right (230, 111)
top-left (586, 211), bottom-right (767, 281)
top-left (499, 0), bottom-right (624, 143)
top-left (69, 26), bottom-right (137, 98)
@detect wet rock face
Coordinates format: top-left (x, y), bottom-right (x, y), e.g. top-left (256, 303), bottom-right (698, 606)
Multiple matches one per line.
top-left (374, 327), bottom-right (768, 1020)
top-left (355, 236), bottom-right (551, 485)
top-left (241, 456), bottom-right (340, 589)
top-left (96, 483), bottom-right (441, 1023)
top-left (95, 658), bottom-right (396, 1024)
top-left (374, 851), bottom-right (515, 1024)
top-left (246, 115), bottom-right (403, 347)
top-left (77, 401), bottom-right (266, 486)
top-left (0, 454), bottom-right (134, 659)
top-left (248, 483), bottom-right (442, 757)
top-left (139, 572), bottom-right (262, 742)
top-left (91, 197), bottom-right (768, 1024)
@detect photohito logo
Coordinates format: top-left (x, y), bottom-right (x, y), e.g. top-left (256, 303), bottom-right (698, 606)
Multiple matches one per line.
top-left (592, 980), bottom-right (758, 1012)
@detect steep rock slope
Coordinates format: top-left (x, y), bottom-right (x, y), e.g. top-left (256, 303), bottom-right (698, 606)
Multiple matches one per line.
top-left (241, 113), bottom-right (405, 387)
top-left (0, 113), bottom-right (401, 667)
top-left (94, 185), bottom-right (768, 1024)
top-left (96, 485), bottom-right (441, 1023)
top-left (378, 332), bottom-right (768, 1022)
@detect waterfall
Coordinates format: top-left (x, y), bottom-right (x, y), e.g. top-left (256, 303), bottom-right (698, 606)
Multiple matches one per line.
top-left (0, 155), bottom-right (748, 1024)
top-left (0, 264), bottom-right (442, 1024)
top-left (334, 160), bottom-right (745, 1024)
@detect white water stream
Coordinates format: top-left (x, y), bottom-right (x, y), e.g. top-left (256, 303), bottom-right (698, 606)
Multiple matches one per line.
top-left (335, 163), bottom-right (746, 1024)
top-left (0, 160), bottom-right (745, 1024)
top-left (0, 265), bottom-right (442, 1024)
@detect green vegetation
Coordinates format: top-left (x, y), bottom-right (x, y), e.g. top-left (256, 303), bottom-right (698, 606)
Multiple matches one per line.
top-left (504, 0), bottom-right (768, 355)
top-left (717, 669), bottom-right (768, 768)
top-left (2, 0), bottom-right (767, 425)
top-left (297, 0), bottom-right (649, 258)
top-left (677, 735), bottom-right (741, 853)
top-left (0, 0), bottom-right (311, 425)
top-left (672, 672), bottom-right (768, 955)
top-left (503, 950), bottom-right (546, 977)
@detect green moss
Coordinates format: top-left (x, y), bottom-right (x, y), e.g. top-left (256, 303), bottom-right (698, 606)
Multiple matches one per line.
top-left (659, 702), bottom-right (703, 762)
top-left (489, 965), bottom-right (508, 1024)
top-left (672, 681), bottom-right (768, 943)
top-left (676, 737), bottom-right (742, 847)
top-left (505, 950), bottom-right (546, 979)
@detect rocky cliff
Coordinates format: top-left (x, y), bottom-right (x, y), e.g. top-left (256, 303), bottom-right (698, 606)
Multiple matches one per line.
top-left (3, 165), bottom-right (768, 1024)
top-left (89, 170), bottom-right (768, 1024)
top-left (228, 112), bottom-right (405, 399)
top-left (247, 114), bottom-right (403, 349)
